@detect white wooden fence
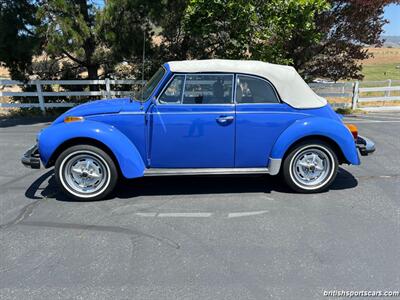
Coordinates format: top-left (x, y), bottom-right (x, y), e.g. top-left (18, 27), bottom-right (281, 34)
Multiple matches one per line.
top-left (310, 79), bottom-right (400, 109)
top-left (354, 80), bottom-right (400, 108)
top-left (0, 78), bottom-right (399, 113)
top-left (0, 79), bottom-right (142, 114)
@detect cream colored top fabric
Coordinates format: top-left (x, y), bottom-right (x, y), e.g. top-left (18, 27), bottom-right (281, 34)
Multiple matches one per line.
top-left (167, 59), bottom-right (327, 109)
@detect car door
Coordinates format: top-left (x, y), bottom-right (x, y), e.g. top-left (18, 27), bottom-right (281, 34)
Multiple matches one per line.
top-left (149, 73), bottom-right (235, 168)
top-left (234, 74), bottom-right (305, 167)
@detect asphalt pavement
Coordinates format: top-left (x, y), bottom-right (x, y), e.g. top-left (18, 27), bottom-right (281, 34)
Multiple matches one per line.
top-left (0, 112), bottom-right (399, 300)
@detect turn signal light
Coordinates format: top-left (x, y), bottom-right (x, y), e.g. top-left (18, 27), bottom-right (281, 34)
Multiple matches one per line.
top-left (346, 123), bottom-right (358, 140)
top-left (64, 116), bottom-right (84, 123)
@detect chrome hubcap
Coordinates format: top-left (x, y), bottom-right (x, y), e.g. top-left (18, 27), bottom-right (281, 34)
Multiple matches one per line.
top-left (292, 148), bottom-right (331, 187)
top-left (64, 154), bottom-right (108, 194)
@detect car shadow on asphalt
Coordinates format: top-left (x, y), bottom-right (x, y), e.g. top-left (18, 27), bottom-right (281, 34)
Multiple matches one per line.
top-left (25, 167), bottom-right (358, 202)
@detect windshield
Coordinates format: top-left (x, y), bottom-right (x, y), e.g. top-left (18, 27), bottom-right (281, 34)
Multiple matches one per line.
top-left (136, 67), bottom-right (166, 102)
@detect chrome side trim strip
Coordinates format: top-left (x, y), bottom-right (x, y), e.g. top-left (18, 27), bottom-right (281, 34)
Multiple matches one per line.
top-left (119, 112), bottom-right (145, 115)
top-left (144, 167), bottom-right (269, 176)
top-left (151, 111), bottom-right (235, 115)
top-left (268, 158), bottom-right (282, 175)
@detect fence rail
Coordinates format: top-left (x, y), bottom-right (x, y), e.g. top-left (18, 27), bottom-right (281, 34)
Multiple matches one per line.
top-left (308, 82), bottom-right (354, 99)
top-left (0, 78), bottom-right (399, 113)
top-left (0, 79), bottom-right (142, 113)
top-left (309, 79), bottom-right (400, 109)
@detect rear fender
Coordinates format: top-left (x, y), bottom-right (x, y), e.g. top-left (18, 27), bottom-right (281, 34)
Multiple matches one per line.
top-left (38, 120), bottom-right (145, 178)
top-left (270, 117), bottom-right (360, 165)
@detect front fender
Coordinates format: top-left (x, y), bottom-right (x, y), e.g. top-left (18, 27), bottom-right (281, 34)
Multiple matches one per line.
top-left (38, 120), bottom-right (146, 178)
top-left (270, 117), bottom-right (360, 165)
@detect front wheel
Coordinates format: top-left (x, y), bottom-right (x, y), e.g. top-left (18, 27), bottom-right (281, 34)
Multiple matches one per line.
top-left (55, 145), bottom-right (118, 201)
top-left (282, 140), bottom-right (338, 193)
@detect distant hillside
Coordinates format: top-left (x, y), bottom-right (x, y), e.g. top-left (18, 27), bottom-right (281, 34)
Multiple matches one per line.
top-left (382, 35), bottom-right (400, 48)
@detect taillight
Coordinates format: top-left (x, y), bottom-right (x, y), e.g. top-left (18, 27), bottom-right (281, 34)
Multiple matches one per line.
top-left (346, 123), bottom-right (358, 140)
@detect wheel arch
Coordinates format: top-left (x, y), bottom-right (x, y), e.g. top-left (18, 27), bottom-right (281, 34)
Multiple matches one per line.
top-left (282, 135), bottom-right (347, 164)
top-left (47, 137), bottom-right (121, 174)
top-left (38, 120), bottom-right (146, 178)
top-left (269, 117), bottom-right (360, 168)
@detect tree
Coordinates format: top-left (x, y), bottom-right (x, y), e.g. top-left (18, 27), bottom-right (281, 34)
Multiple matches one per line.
top-left (1, 0), bottom-right (398, 83)
top-left (151, 0), bottom-right (191, 63)
top-left (0, 0), bottom-right (42, 81)
top-left (36, 0), bottom-right (155, 82)
top-left (250, 0), bottom-right (330, 68)
top-left (175, 0), bottom-right (330, 72)
top-left (182, 0), bottom-right (258, 59)
top-left (37, 0), bottom-right (105, 81)
top-left (99, 0), bottom-right (156, 78)
top-left (302, 0), bottom-right (400, 81)
top-left (162, 0), bottom-right (398, 81)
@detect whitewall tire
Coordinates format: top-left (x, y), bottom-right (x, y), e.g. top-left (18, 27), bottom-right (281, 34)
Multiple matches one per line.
top-left (55, 145), bottom-right (118, 201)
top-left (282, 140), bottom-right (338, 193)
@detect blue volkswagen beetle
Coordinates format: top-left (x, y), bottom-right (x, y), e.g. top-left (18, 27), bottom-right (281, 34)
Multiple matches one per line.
top-left (22, 60), bottom-right (375, 200)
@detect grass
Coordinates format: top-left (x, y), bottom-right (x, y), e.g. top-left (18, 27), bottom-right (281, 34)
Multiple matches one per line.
top-left (362, 63), bottom-right (400, 81)
top-left (361, 48), bottom-right (400, 81)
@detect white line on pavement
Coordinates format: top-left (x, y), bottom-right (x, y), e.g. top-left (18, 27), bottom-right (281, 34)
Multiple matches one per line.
top-left (133, 210), bottom-right (270, 218)
top-left (135, 212), bottom-right (158, 217)
top-left (368, 113), bottom-right (400, 117)
top-left (227, 210), bottom-right (269, 218)
top-left (157, 212), bottom-right (213, 218)
top-left (372, 113), bottom-right (400, 116)
top-left (343, 120), bottom-right (400, 123)
top-left (350, 115), bottom-right (400, 120)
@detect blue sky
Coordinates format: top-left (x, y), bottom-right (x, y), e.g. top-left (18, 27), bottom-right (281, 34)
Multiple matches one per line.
top-left (384, 4), bottom-right (400, 36)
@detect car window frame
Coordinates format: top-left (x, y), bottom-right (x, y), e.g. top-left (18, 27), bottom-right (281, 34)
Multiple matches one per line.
top-left (234, 73), bottom-right (282, 105)
top-left (138, 66), bottom-right (167, 102)
top-left (156, 73), bottom-right (235, 105)
top-left (157, 74), bottom-right (186, 105)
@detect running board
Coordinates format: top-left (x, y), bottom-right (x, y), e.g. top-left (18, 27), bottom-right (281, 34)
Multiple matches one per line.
top-left (143, 168), bottom-right (270, 176)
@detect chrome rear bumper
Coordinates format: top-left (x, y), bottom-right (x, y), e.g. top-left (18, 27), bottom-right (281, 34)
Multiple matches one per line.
top-left (21, 144), bottom-right (41, 169)
top-left (356, 136), bottom-right (375, 156)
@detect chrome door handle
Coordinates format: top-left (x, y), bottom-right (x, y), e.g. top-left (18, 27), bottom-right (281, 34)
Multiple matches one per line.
top-left (216, 115), bottom-right (234, 125)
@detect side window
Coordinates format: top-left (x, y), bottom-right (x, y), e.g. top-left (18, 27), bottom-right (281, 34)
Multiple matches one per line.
top-left (159, 75), bottom-right (185, 104)
top-left (183, 74), bottom-right (233, 104)
top-left (236, 75), bottom-right (279, 104)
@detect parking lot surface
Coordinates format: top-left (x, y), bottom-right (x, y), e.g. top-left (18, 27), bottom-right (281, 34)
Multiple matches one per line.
top-left (0, 112), bottom-right (399, 299)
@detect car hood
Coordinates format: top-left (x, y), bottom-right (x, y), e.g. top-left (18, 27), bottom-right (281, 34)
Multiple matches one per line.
top-left (53, 97), bottom-right (138, 124)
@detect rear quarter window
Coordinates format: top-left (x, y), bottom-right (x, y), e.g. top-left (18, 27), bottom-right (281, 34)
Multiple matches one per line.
top-left (236, 75), bottom-right (279, 104)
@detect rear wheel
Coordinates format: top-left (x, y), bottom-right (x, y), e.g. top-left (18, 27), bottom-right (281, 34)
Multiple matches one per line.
top-left (55, 145), bottom-right (118, 201)
top-left (282, 140), bottom-right (338, 193)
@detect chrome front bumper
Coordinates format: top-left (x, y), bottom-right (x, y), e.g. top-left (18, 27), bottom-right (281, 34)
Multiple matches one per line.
top-left (356, 136), bottom-right (375, 156)
top-left (21, 144), bottom-right (41, 169)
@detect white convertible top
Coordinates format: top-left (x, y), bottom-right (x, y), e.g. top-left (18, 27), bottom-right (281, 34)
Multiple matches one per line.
top-left (167, 59), bottom-right (327, 109)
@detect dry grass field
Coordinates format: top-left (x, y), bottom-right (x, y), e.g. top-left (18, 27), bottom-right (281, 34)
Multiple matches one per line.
top-left (361, 47), bottom-right (400, 81)
top-left (363, 47), bottom-right (400, 65)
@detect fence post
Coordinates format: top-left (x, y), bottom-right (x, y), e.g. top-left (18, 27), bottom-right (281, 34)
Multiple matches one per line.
top-left (386, 79), bottom-right (392, 97)
top-left (105, 78), bottom-right (111, 99)
top-left (351, 81), bottom-right (359, 110)
top-left (35, 81), bottom-right (46, 115)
